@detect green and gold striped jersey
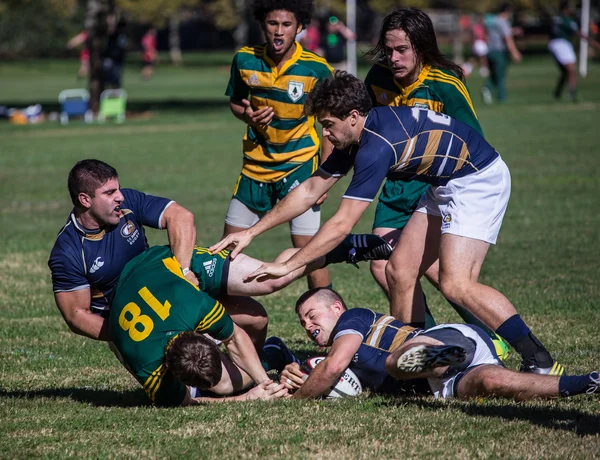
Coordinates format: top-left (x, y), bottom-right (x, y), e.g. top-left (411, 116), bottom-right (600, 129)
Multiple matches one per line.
top-left (364, 63), bottom-right (483, 136)
top-left (109, 246), bottom-right (234, 406)
top-left (226, 42), bottom-right (333, 182)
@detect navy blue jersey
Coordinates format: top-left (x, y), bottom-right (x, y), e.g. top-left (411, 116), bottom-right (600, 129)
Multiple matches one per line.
top-left (320, 106), bottom-right (499, 200)
top-left (331, 308), bottom-right (424, 394)
top-left (48, 188), bottom-right (172, 314)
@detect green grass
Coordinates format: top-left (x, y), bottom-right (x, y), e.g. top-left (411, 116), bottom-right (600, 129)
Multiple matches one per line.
top-left (1, 55), bottom-right (600, 458)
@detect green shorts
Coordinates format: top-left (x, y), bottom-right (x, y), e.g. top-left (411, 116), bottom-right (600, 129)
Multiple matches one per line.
top-left (232, 158), bottom-right (318, 213)
top-left (373, 178), bottom-right (430, 230)
top-left (190, 246), bottom-right (231, 299)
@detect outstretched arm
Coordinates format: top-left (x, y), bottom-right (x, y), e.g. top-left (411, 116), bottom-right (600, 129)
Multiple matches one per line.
top-left (243, 197), bottom-right (370, 281)
top-left (183, 381), bottom-right (288, 404)
top-left (292, 334), bottom-right (362, 399)
top-left (210, 171), bottom-right (339, 257)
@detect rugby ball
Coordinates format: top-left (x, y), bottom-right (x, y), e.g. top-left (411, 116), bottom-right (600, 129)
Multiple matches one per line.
top-left (301, 356), bottom-right (362, 399)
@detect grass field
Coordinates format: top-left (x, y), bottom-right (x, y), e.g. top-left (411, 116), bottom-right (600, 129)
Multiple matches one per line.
top-left (1, 54), bottom-right (600, 458)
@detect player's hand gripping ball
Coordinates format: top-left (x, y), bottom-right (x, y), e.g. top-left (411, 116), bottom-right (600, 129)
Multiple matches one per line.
top-left (301, 356), bottom-right (362, 399)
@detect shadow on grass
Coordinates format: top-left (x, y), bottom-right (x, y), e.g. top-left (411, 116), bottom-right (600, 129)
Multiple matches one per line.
top-left (3, 98), bottom-right (229, 114)
top-left (0, 387), bottom-right (149, 407)
top-left (374, 397), bottom-right (600, 436)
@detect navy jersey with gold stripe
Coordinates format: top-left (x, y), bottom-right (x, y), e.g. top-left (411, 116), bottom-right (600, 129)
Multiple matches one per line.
top-left (226, 42), bottom-right (333, 182)
top-left (320, 106), bottom-right (499, 198)
top-left (331, 308), bottom-right (421, 393)
top-left (48, 188), bottom-right (172, 314)
top-left (364, 63), bottom-right (483, 136)
top-left (109, 245), bottom-right (234, 406)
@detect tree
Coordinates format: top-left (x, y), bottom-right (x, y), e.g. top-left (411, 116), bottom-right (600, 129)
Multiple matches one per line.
top-left (86, 0), bottom-right (115, 112)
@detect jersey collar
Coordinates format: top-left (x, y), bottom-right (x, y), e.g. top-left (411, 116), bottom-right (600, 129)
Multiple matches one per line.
top-left (393, 64), bottom-right (432, 96)
top-left (70, 212), bottom-right (107, 239)
top-left (264, 41), bottom-right (303, 79)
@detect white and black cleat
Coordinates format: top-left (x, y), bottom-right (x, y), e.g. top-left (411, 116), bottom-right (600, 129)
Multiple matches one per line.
top-left (396, 345), bottom-right (466, 373)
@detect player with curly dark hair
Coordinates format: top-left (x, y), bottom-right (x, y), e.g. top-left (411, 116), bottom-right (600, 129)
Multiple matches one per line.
top-left (222, 0), bottom-right (335, 291)
top-left (251, 0), bottom-right (313, 30)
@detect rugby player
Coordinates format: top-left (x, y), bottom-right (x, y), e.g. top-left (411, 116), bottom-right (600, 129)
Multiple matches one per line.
top-left (109, 246), bottom-right (288, 406)
top-left (48, 160), bottom-right (202, 342)
top-left (281, 289), bottom-right (598, 401)
top-left (363, 8), bottom-right (509, 358)
top-left (210, 72), bottom-right (562, 375)
top-left (222, 0), bottom-right (334, 290)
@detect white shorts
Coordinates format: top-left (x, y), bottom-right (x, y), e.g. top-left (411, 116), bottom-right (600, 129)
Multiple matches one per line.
top-left (549, 38), bottom-right (577, 66)
top-left (415, 157), bottom-right (511, 244)
top-left (225, 197), bottom-right (321, 236)
top-left (425, 324), bottom-right (502, 399)
top-left (473, 40), bottom-right (489, 57)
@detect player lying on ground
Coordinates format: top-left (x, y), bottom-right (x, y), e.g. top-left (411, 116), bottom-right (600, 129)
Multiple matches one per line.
top-left (279, 288), bottom-right (599, 401)
top-left (109, 246), bottom-right (288, 406)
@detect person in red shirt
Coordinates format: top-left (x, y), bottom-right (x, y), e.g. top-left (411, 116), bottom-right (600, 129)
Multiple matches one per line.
top-left (141, 28), bottom-right (158, 80)
top-left (67, 31), bottom-right (90, 80)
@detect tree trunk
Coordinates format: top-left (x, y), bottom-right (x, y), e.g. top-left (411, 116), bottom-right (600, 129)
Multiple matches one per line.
top-left (452, 11), bottom-right (464, 64)
top-left (86, 0), bottom-right (114, 113)
top-left (169, 13), bottom-right (183, 66)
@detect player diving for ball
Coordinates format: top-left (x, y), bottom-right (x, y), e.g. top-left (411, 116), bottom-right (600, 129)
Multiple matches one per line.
top-left (278, 288), bottom-right (599, 401)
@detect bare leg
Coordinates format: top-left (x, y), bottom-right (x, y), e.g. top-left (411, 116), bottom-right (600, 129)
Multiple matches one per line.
top-left (438, 234), bottom-right (517, 330)
top-left (217, 294), bottom-right (268, 350)
top-left (386, 212), bottom-right (440, 323)
top-left (292, 233), bottom-right (331, 289)
top-left (226, 250), bottom-right (325, 297)
top-left (565, 63), bottom-right (578, 100)
top-left (456, 365), bottom-right (559, 401)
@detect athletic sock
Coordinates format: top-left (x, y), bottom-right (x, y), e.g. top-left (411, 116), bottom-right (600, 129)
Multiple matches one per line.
top-left (496, 315), bottom-right (553, 367)
top-left (559, 372), bottom-right (600, 397)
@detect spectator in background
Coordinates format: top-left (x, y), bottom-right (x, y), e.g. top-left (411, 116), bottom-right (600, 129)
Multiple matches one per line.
top-left (471, 15), bottom-right (489, 77)
top-left (548, 1), bottom-right (600, 101)
top-left (481, 3), bottom-right (522, 104)
top-left (298, 18), bottom-right (322, 55)
top-left (141, 28), bottom-right (158, 80)
top-left (66, 31), bottom-right (90, 80)
top-left (323, 14), bottom-right (356, 71)
top-left (103, 17), bottom-right (128, 89)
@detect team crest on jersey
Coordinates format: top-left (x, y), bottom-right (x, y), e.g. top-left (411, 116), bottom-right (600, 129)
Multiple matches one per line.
top-left (121, 220), bottom-right (140, 245)
top-left (287, 81), bottom-right (304, 102)
top-left (121, 220), bottom-right (136, 237)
